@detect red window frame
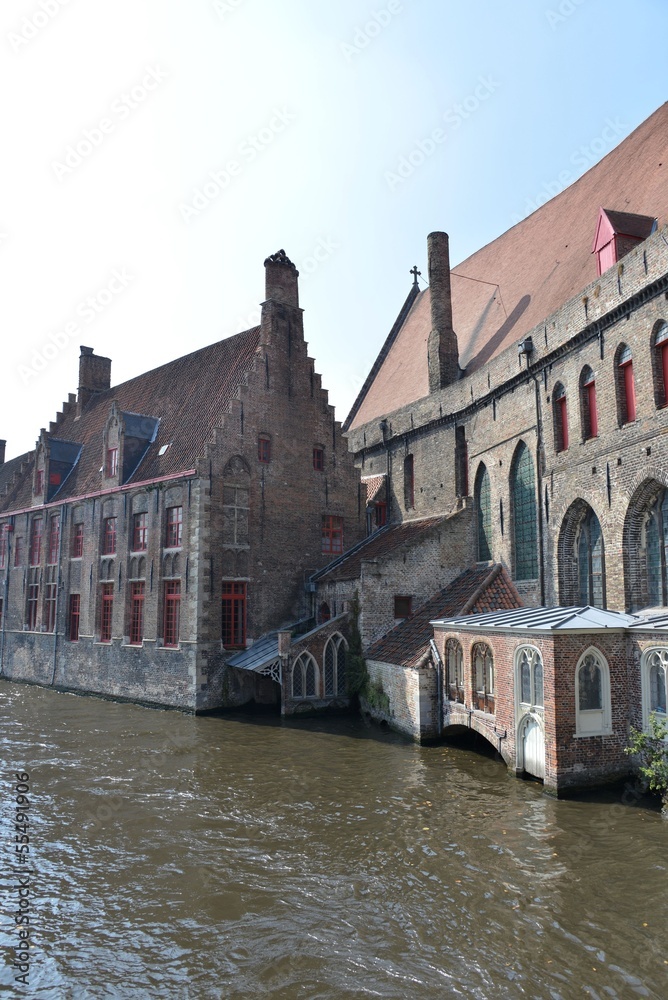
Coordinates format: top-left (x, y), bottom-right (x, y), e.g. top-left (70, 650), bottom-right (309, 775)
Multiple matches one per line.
top-left (313, 447), bottom-right (324, 471)
top-left (44, 582), bottom-right (57, 632)
top-left (258, 435), bottom-right (271, 463)
top-left (0, 528), bottom-right (7, 570)
top-left (69, 594), bottom-right (81, 642)
top-left (375, 501), bottom-right (387, 527)
top-left (322, 515), bottom-right (344, 555)
top-left (222, 582), bottom-right (246, 648)
top-left (132, 513), bottom-right (148, 552)
top-left (163, 581), bottom-right (181, 647)
top-left (27, 584), bottom-right (39, 631)
top-left (129, 581), bottom-right (145, 645)
top-left (14, 536), bottom-right (23, 567)
top-left (106, 448), bottom-right (118, 478)
top-left (35, 469), bottom-right (44, 495)
top-left (48, 515), bottom-right (60, 565)
top-left (165, 506), bottom-right (183, 548)
top-left (29, 519), bottom-right (43, 567)
top-left (584, 376), bottom-right (598, 439)
top-left (620, 359), bottom-right (636, 423)
top-left (71, 523), bottom-right (84, 558)
top-left (100, 583), bottom-right (113, 642)
top-left (102, 517), bottom-right (117, 555)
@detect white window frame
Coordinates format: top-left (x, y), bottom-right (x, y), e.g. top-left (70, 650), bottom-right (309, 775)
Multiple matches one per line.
top-left (574, 647), bottom-right (612, 737)
top-left (640, 647), bottom-right (668, 732)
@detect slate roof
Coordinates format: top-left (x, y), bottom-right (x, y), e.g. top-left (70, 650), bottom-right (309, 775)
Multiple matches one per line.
top-left (0, 328), bottom-right (261, 513)
top-left (313, 515), bottom-right (449, 583)
top-left (366, 563), bottom-right (522, 668)
top-left (432, 604), bottom-right (638, 632)
top-left (347, 103), bottom-right (668, 430)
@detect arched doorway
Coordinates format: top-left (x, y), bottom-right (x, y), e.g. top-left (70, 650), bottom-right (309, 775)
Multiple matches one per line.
top-left (519, 715), bottom-right (545, 779)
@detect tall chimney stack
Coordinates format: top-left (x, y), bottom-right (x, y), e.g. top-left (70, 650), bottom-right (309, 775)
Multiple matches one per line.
top-left (427, 231), bottom-right (459, 392)
top-left (78, 346), bottom-right (112, 412)
top-left (263, 249), bottom-right (299, 308)
top-left (0, 440), bottom-right (5, 466)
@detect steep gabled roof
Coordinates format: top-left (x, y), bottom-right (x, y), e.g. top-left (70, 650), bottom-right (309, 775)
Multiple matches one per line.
top-left (0, 328), bottom-right (261, 513)
top-left (348, 103), bottom-right (668, 430)
top-left (367, 563), bottom-right (522, 667)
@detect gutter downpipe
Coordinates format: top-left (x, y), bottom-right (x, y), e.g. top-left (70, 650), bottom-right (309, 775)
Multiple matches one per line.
top-left (50, 505), bottom-right (65, 686)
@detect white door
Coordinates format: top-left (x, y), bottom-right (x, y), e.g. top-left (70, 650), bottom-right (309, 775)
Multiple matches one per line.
top-left (522, 717), bottom-right (545, 779)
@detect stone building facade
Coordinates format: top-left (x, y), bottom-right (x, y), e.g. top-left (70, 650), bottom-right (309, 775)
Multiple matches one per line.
top-left (0, 251), bottom-right (364, 711)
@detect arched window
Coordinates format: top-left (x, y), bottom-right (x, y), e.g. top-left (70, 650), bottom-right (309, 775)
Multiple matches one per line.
top-left (319, 602), bottom-right (331, 623)
top-left (472, 642), bottom-right (494, 714)
top-left (475, 464), bottom-right (492, 561)
top-left (643, 490), bottom-right (668, 607)
top-left (575, 649), bottom-right (611, 736)
top-left (553, 383), bottom-right (568, 452)
top-left (580, 366), bottom-right (598, 440)
top-left (511, 442), bottom-right (538, 581)
top-left (517, 646), bottom-right (544, 710)
top-left (445, 638), bottom-right (464, 703)
top-left (577, 509), bottom-right (605, 607)
top-left (323, 634), bottom-right (347, 697)
top-left (615, 344), bottom-right (636, 425)
top-left (404, 454), bottom-right (415, 510)
top-left (653, 321), bottom-right (668, 408)
top-left (292, 652), bottom-right (319, 699)
top-left (641, 649), bottom-right (668, 728)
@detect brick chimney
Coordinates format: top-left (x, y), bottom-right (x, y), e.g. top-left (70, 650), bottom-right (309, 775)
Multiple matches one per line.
top-left (264, 249), bottom-right (299, 307)
top-left (78, 346), bottom-right (111, 412)
top-left (427, 231), bottom-right (459, 392)
top-left (0, 440), bottom-right (5, 466)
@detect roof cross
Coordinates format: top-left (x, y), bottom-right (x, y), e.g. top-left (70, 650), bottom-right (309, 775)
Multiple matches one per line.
top-left (410, 265), bottom-right (422, 288)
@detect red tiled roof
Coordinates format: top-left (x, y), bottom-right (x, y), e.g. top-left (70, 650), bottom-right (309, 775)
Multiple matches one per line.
top-left (0, 328), bottom-right (261, 512)
top-left (314, 515), bottom-right (448, 583)
top-left (362, 475), bottom-right (386, 503)
top-left (349, 103), bottom-right (668, 429)
top-left (366, 564), bottom-right (522, 667)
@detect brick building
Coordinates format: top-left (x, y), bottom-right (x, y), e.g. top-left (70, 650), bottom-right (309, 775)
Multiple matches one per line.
top-left (0, 250), bottom-right (364, 711)
top-left (314, 103), bottom-right (668, 790)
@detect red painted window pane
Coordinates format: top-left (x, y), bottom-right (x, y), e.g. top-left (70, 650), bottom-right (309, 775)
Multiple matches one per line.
top-left (0, 529), bottom-right (6, 570)
top-left (49, 472), bottom-right (61, 487)
top-left (35, 470), bottom-right (44, 495)
top-left (48, 515), bottom-right (60, 565)
top-left (375, 501), bottom-right (387, 527)
top-left (27, 584), bottom-right (39, 630)
top-left (29, 519), bottom-right (43, 567)
top-left (69, 594), bottom-right (81, 642)
top-left (100, 583), bottom-right (113, 642)
top-left (313, 447), bottom-right (324, 471)
top-left (14, 536), bottom-right (23, 567)
top-left (71, 523), bottom-right (84, 558)
top-left (322, 515), bottom-right (344, 555)
top-left (106, 448), bottom-right (118, 477)
top-left (132, 513), bottom-right (148, 552)
top-left (222, 581), bottom-right (246, 648)
top-left (102, 517), bottom-right (117, 555)
top-left (129, 581), bottom-right (145, 645)
top-left (165, 506), bottom-right (183, 548)
top-left (621, 360), bottom-right (636, 423)
top-left (44, 582), bottom-right (57, 632)
top-left (164, 580), bottom-right (181, 647)
top-left (557, 396), bottom-right (568, 451)
top-left (258, 436), bottom-right (271, 463)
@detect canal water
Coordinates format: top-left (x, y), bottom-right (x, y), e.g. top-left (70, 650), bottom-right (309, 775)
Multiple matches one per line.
top-left (0, 681), bottom-right (666, 999)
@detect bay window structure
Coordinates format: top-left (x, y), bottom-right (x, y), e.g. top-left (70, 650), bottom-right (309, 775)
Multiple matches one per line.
top-left (472, 642), bottom-right (495, 714)
top-left (510, 442), bottom-right (538, 581)
top-left (222, 582), bottom-right (246, 648)
top-left (322, 515), bottom-right (343, 556)
top-left (575, 649), bottom-right (611, 736)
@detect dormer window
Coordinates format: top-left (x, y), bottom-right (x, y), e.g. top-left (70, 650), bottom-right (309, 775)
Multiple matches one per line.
top-left (106, 448), bottom-right (118, 478)
top-left (592, 207), bottom-right (656, 276)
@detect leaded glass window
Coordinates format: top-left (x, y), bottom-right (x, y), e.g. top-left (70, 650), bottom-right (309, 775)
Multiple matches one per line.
top-left (578, 654), bottom-right (602, 711)
top-left (475, 464), bottom-right (492, 561)
top-left (292, 663), bottom-right (303, 698)
top-left (472, 643), bottom-right (494, 713)
top-left (511, 443), bottom-right (538, 580)
top-left (642, 491), bottom-right (668, 608)
top-left (577, 510), bottom-right (605, 607)
top-left (324, 642), bottom-right (335, 695)
top-left (323, 634), bottom-right (347, 697)
top-left (647, 649), bottom-right (668, 715)
top-left (518, 647), bottom-right (544, 710)
top-left (305, 659), bottom-right (316, 696)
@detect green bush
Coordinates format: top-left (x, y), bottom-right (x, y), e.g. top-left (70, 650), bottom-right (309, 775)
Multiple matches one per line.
top-left (625, 713), bottom-right (668, 797)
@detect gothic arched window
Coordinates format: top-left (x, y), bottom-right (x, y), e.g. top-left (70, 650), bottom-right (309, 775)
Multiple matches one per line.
top-left (323, 634), bottom-right (347, 697)
top-left (292, 653), bottom-right (319, 699)
top-left (511, 442), bottom-right (538, 581)
top-left (445, 638), bottom-right (464, 703)
top-left (472, 642), bottom-right (494, 714)
top-left (642, 649), bottom-right (668, 725)
top-left (575, 649), bottom-right (611, 736)
top-left (517, 646), bottom-right (544, 710)
top-left (577, 509), bottom-right (605, 607)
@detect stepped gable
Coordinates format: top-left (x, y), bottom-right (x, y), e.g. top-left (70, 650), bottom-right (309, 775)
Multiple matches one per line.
top-left (367, 564), bottom-right (522, 668)
top-left (0, 452), bottom-right (34, 506)
top-left (313, 515), bottom-right (448, 583)
top-left (348, 103), bottom-right (668, 429)
top-left (0, 328), bottom-right (261, 514)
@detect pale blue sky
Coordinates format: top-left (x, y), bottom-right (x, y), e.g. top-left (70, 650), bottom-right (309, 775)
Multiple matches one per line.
top-left (1, 0), bottom-right (666, 458)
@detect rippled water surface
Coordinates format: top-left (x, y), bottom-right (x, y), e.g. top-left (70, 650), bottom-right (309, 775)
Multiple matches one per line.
top-left (1, 681), bottom-right (667, 999)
